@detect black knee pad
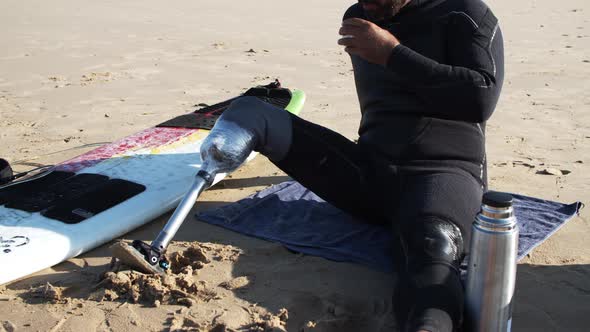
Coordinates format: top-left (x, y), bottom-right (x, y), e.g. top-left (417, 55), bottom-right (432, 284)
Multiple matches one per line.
top-left (219, 96), bottom-right (293, 161)
top-left (395, 218), bottom-right (466, 331)
top-left (404, 217), bottom-right (465, 272)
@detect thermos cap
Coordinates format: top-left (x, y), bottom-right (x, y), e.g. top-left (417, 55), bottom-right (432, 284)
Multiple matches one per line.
top-left (483, 191), bottom-right (513, 208)
top-left (477, 191), bottom-right (517, 230)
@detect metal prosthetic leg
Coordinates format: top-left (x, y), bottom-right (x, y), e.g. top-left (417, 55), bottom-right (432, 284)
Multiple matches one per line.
top-left (112, 97), bottom-right (293, 274)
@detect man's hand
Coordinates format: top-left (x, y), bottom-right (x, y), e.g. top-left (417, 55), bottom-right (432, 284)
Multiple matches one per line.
top-left (338, 18), bottom-right (400, 66)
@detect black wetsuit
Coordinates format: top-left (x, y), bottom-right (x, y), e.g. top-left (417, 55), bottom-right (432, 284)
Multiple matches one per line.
top-left (271, 0), bottom-right (504, 330)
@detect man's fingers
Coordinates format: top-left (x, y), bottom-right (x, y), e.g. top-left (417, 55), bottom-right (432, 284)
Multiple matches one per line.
top-left (337, 37), bottom-right (356, 47)
top-left (339, 25), bottom-right (362, 36)
top-left (344, 46), bottom-right (361, 57)
top-left (342, 18), bottom-right (370, 27)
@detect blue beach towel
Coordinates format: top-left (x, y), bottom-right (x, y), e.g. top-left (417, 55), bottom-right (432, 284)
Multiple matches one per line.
top-left (197, 181), bottom-right (583, 273)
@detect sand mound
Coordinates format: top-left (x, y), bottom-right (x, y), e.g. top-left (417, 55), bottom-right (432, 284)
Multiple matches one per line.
top-left (246, 308), bottom-right (289, 332)
top-left (168, 316), bottom-right (227, 332)
top-left (91, 244), bottom-right (218, 307)
top-left (168, 245), bottom-right (211, 274)
top-left (25, 282), bottom-right (64, 303)
top-left (219, 276), bottom-right (250, 290)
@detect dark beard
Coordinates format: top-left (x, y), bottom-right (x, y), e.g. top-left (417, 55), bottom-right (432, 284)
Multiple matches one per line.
top-left (360, 0), bottom-right (407, 22)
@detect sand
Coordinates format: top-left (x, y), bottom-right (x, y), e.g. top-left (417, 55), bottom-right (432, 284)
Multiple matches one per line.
top-left (0, 0), bottom-right (589, 330)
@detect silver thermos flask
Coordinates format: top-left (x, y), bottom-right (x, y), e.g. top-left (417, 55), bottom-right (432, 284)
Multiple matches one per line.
top-left (465, 191), bottom-right (519, 332)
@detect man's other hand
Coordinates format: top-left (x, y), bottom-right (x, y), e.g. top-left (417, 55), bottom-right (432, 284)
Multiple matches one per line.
top-left (338, 18), bottom-right (400, 66)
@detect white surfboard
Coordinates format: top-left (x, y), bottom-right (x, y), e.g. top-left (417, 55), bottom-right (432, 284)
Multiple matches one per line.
top-left (0, 86), bottom-right (305, 285)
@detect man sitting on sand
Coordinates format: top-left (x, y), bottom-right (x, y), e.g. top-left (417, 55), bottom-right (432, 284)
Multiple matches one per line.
top-left (208, 0), bottom-right (504, 330)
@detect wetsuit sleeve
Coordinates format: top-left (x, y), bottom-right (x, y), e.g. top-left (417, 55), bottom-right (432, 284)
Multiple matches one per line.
top-left (386, 12), bottom-right (504, 123)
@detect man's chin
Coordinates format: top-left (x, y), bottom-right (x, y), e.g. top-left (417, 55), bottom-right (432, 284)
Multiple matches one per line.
top-left (364, 11), bottom-right (385, 22)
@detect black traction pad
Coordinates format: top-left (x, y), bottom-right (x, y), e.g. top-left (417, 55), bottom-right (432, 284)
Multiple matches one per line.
top-left (4, 173), bottom-right (109, 212)
top-left (0, 171), bottom-right (75, 205)
top-left (42, 179), bottom-right (146, 224)
top-left (157, 85), bottom-right (293, 130)
top-left (0, 171), bottom-right (146, 224)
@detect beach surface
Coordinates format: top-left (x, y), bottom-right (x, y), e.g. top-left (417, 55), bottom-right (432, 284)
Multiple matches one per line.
top-left (1, 0), bottom-right (589, 330)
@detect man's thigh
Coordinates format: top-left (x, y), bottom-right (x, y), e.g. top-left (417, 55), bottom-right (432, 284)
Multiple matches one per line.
top-left (272, 114), bottom-right (383, 223)
top-left (394, 169), bottom-right (483, 251)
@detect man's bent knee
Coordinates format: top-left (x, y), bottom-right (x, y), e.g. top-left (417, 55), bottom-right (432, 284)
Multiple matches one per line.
top-left (404, 217), bottom-right (465, 273)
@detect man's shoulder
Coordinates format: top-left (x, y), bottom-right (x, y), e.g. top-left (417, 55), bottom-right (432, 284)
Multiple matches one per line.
top-left (443, 0), bottom-right (496, 28)
top-left (343, 3), bottom-right (366, 20)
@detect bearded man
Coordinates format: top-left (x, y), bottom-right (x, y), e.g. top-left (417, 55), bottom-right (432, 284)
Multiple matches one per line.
top-left (209, 0), bottom-right (504, 330)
